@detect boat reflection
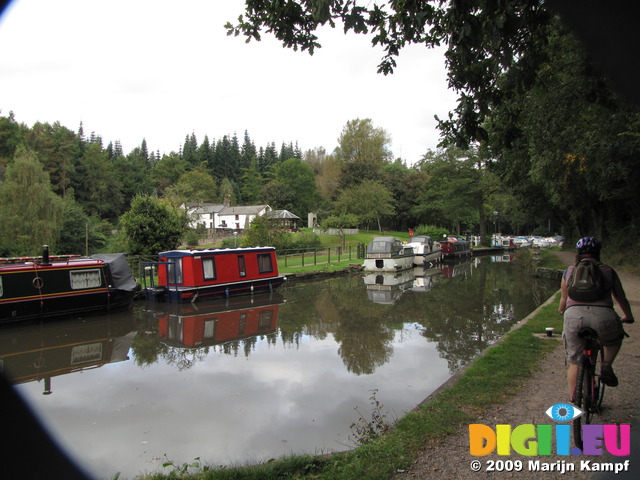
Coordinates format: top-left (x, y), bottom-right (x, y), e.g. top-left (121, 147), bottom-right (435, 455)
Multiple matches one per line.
top-left (143, 292), bottom-right (284, 349)
top-left (363, 269), bottom-right (415, 304)
top-left (490, 253), bottom-right (516, 263)
top-left (0, 313), bottom-right (136, 394)
top-left (410, 265), bottom-right (441, 293)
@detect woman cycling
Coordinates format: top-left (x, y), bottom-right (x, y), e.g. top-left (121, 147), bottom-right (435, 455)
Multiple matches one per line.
top-left (558, 237), bottom-right (634, 397)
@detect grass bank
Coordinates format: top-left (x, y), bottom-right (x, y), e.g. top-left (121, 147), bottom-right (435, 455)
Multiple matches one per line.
top-left (136, 261), bottom-right (564, 480)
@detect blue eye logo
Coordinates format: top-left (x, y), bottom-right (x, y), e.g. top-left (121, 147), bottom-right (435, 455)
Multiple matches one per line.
top-left (545, 403), bottom-right (583, 422)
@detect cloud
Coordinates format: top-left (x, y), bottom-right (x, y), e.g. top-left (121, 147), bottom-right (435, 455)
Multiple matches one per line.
top-left (0, 0), bottom-right (457, 163)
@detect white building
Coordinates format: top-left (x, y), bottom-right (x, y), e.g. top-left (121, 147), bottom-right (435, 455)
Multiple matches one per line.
top-left (183, 203), bottom-right (225, 230)
top-left (215, 205), bottom-right (272, 231)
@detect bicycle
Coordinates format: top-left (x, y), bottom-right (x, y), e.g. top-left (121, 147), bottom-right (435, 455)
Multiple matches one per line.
top-left (572, 327), bottom-right (605, 450)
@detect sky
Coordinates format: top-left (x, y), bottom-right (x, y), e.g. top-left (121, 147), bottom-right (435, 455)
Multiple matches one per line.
top-left (0, 0), bottom-right (458, 164)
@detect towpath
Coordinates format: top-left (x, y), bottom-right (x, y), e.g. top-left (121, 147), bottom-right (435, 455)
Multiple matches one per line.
top-left (395, 251), bottom-right (640, 479)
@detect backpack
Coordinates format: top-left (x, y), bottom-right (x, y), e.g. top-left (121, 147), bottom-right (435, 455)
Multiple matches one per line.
top-left (567, 259), bottom-right (607, 302)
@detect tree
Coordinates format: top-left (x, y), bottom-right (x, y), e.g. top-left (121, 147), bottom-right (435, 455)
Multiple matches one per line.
top-left (273, 157), bottom-right (318, 215)
top-left (120, 194), bottom-right (186, 255)
top-left (0, 146), bottom-right (65, 255)
top-left (226, 1), bottom-right (554, 146)
top-left (240, 157), bottom-right (264, 204)
top-left (57, 197), bottom-right (107, 255)
top-left (218, 177), bottom-right (238, 205)
top-left (0, 110), bottom-right (23, 166)
top-left (242, 214), bottom-right (289, 250)
top-left (152, 152), bottom-right (187, 195)
top-left (116, 146), bottom-right (154, 207)
top-left (334, 179), bottom-right (395, 232)
top-left (486, 26), bottom-right (640, 238)
top-left (320, 213), bottom-right (359, 248)
top-left (72, 142), bottom-right (124, 220)
top-left (413, 148), bottom-right (483, 233)
top-left (334, 119), bottom-right (392, 189)
top-left (380, 160), bottom-right (429, 231)
top-left (167, 167), bottom-right (217, 205)
top-left (24, 121), bottom-right (80, 198)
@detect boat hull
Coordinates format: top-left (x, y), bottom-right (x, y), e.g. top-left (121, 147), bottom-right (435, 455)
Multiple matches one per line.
top-left (363, 255), bottom-right (414, 272)
top-left (412, 249), bottom-right (443, 266)
top-left (146, 275), bottom-right (286, 303)
top-left (0, 253), bottom-right (138, 323)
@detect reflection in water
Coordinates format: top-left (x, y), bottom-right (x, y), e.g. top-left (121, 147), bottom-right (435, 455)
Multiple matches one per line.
top-left (0, 255), bottom-right (559, 479)
top-left (133, 293), bottom-right (283, 370)
top-left (0, 313), bottom-right (135, 395)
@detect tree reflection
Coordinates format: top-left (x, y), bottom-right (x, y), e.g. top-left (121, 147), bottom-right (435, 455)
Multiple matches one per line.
top-left (127, 260), bottom-right (557, 375)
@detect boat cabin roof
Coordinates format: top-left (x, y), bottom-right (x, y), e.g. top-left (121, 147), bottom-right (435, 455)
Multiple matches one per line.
top-left (159, 246), bottom-right (276, 258)
top-left (367, 237), bottom-right (404, 254)
top-left (409, 235), bottom-right (432, 244)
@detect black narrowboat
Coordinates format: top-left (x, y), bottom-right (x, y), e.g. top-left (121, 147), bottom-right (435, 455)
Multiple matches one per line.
top-left (0, 247), bottom-right (139, 323)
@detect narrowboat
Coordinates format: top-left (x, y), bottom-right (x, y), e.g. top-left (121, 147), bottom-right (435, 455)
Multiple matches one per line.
top-left (363, 237), bottom-right (414, 272)
top-left (440, 235), bottom-right (472, 259)
top-left (143, 246), bottom-right (286, 303)
top-left (147, 292), bottom-right (284, 348)
top-left (405, 235), bottom-right (442, 266)
top-left (0, 247), bottom-right (139, 323)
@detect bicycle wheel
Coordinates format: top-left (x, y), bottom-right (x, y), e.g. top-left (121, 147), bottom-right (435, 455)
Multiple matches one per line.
top-left (573, 359), bottom-right (592, 449)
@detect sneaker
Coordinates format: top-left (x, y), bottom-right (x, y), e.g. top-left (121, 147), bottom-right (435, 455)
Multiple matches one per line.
top-left (600, 364), bottom-right (618, 387)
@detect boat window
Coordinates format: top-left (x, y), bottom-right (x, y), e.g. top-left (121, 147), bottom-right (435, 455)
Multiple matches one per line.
top-left (0, 276), bottom-right (3, 297)
top-left (204, 319), bottom-right (215, 339)
top-left (238, 313), bottom-right (247, 336)
top-left (258, 310), bottom-right (274, 331)
top-left (257, 253), bottom-right (273, 273)
top-left (70, 269), bottom-right (102, 289)
top-left (238, 255), bottom-right (246, 277)
top-left (167, 258), bottom-right (183, 284)
top-left (71, 343), bottom-right (103, 365)
top-left (202, 257), bottom-right (216, 281)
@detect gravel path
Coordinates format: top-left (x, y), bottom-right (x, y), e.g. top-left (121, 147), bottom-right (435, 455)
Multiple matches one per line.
top-left (394, 251), bottom-right (640, 479)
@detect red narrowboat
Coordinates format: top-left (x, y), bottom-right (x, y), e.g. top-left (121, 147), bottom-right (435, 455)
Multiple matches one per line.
top-left (440, 235), bottom-right (472, 259)
top-left (0, 248), bottom-right (139, 323)
top-left (143, 247), bottom-right (286, 303)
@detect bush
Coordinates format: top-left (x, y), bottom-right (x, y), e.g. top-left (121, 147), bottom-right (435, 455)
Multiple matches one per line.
top-left (414, 225), bottom-right (448, 240)
top-left (287, 230), bottom-right (322, 253)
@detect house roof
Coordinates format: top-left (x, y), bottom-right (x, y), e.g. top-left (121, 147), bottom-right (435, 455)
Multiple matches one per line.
top-left (185, 203), bottom-right (225, 214)
top-left (269, 210), bottom-right (300, 220)
top-left (218, 205), bottom-right (270, 216)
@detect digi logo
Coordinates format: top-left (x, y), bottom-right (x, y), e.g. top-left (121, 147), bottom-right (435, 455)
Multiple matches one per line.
top-left (545, 403), bottom-right (583, 422)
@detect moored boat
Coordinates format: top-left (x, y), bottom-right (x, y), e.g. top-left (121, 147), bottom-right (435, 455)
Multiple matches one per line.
top-left (0, 247), bottom-right (139, 323)
top-left (440, 235), bottom-right (472, 259)
top-left (143, 246), bottom-right (286, 303)
top-left (363, 237), bottom-right (414, 272)
top-left (405, 235), bottom-right (442, 266)
top-left (491, 235), bottom-right (516, 249)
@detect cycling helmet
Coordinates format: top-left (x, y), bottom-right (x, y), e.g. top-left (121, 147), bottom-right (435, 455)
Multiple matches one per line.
top-left (576, 236), bottom-right (601, 255)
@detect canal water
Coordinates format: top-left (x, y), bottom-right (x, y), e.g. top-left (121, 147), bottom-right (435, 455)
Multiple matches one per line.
top-left (1, 254), bottom-right (559, 479)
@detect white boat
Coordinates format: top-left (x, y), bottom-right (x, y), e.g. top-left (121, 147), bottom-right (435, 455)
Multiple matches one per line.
top-left (405, 235), bottom-right (442, 266)
top-left (491, 235), bottom-right (516, 249)
top-left (363, 237), bottom-right (414, 272)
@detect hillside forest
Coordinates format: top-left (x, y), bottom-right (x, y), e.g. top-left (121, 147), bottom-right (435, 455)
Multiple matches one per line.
top-left (2, 4), bottom-right (640, 257)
